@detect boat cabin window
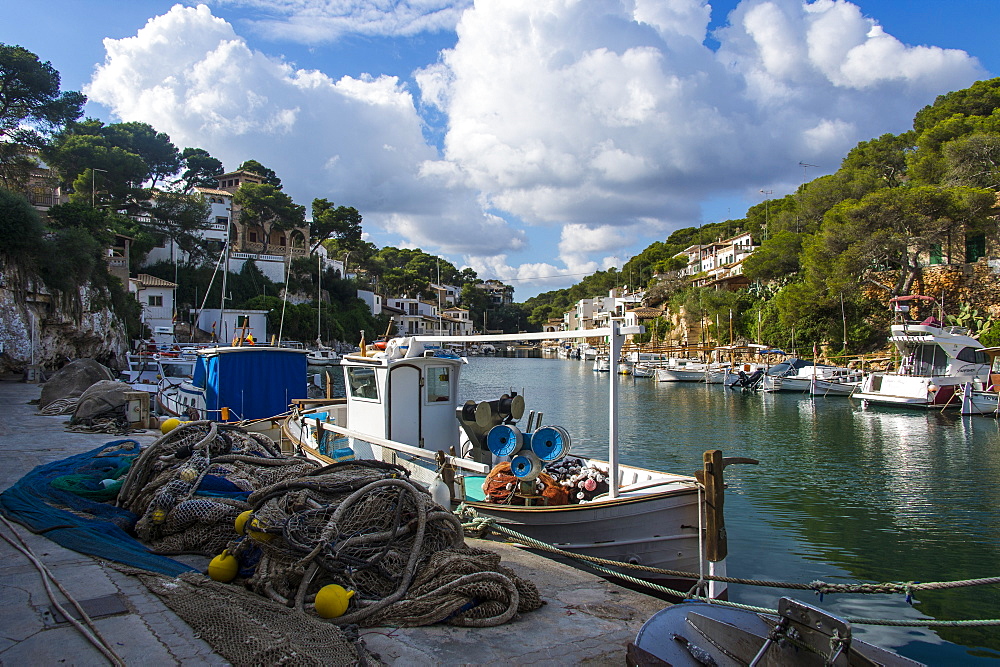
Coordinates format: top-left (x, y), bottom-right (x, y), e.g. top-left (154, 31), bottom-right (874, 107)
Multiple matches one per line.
top-left (162, 363), bottom-right (192, 378)
top-left (347, 367), bottom-right (379, 401)
top-left (956, 347), bottom-right (988, 365)
top-left (908, 344), bottom-right (948, 376)
top-left (426, 366), bottom-right (451, 403)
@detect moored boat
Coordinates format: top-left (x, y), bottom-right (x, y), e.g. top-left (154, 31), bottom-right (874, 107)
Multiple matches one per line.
top-left (960, 346), bottom-right (1000, 416)
top-left (854, 296), bottom-right (989, 408)
top-left (281, 327), bottom-right (755, 595)
top-left (157, 345), bottom-right (308, 421)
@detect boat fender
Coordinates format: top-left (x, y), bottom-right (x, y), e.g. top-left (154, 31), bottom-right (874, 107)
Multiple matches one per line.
top-left (430, 475), bottom-right (451, 507)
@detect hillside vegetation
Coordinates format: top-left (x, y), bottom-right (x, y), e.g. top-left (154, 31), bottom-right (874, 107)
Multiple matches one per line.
top-left (526, 78), bottom-right (1000, 352)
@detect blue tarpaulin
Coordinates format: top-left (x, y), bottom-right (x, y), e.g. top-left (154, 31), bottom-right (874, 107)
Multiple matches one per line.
top-left (194, 347), bottom-right (308, 420)
top-left (0, 441), bottom-right (195, 577)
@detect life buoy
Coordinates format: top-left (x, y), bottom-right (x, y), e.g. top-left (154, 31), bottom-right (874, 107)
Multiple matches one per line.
top-left (373, 341), bottom-right (388, 350)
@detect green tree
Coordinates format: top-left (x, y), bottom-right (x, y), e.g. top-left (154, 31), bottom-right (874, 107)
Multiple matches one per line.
top-left (177, 147), bottom-right (224, 192)
top-left (148, 190), bottom-right (213, 264)
top-left (309, 198), bottom-right (362, 253)
top-left (0, 187), bottom-right (44, 256)
top-left (0, 43), bottom-right (86, 189)
top-left (238, 159), bottom-right (282, 189)
top-left (232, 182), bottom-right (305, 253)
top-left (104, 121), bottom-right (180, 187)
top-left (742, 230), bottom-right (805, 283)
top-left (941, 132), bottom-right (1000, 189)
top-left (810, 185), bottom-right (996, 298)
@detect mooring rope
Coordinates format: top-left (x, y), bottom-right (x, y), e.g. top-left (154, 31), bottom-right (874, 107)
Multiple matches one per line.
top-left (459, 513), bottom-right (1000, 627)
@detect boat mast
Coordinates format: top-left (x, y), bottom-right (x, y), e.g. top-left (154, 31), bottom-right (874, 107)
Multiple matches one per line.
top-left (608, 320), bottom-right (622, 499)
top-left (317, 253), bottom-right (322, 345)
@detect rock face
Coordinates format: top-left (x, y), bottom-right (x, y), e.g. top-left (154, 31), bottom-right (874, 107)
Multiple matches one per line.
top-left (38, 358), bottom-right (115, 410)
top-left (0, 268), bottom-right (130, 375)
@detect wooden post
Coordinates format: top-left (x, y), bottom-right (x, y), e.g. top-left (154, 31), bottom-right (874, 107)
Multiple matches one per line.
top-left (702, 449), bottom-right (727, 562)
top-left (696, 451), bottom-right (758, 563)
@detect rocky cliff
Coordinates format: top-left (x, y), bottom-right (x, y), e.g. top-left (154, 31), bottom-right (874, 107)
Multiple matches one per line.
top-left (0, 266), bottom-right (130, 375)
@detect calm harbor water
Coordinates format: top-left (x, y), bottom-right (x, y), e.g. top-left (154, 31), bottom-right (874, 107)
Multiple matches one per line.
top-left (456, 356), bottom-right (1000, 664)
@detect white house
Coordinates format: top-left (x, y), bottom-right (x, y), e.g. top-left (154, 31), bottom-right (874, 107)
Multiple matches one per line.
top-left (130, 274), bottom-right (178, 345)
top-left (192, 308), bottom-right (269, 345)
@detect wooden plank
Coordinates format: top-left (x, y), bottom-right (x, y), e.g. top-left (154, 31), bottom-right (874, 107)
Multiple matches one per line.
top-left (290, 398), bottom-right (347, 406)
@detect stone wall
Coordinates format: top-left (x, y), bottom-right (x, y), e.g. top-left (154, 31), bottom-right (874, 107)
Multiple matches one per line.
top-left (916, 259), bottom-right (1000, 321)
top-left (0, 267), bottom-right (130, 375)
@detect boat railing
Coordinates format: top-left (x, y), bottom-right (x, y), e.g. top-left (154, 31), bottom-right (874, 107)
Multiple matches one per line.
top-left (314, 420), bottom-right (490, 475)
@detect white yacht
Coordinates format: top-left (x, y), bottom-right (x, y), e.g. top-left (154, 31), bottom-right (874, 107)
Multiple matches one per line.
top-left (854, 296), bottom-right (990, 408)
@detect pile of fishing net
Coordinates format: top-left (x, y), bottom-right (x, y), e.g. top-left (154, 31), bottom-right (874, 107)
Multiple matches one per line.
top-left (118, 420), bottom-right (317, 555)
top-left (118, 421), bottom-right (540, 628)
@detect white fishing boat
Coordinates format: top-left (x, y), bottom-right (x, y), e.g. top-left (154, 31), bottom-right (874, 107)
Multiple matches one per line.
top-left (960, 347), bottom-right (1000, 416)
top-left (593, 354), bottom-right (611, 372)
top-left (617, 359), bottom-right (634, 375)
top-left (631, 364), bottom-right (655, 378)
top-left (810, 373), bottom-right (865, 397)
top-left (305, 345), bottom-right (341, 366)
top-left (157, 345), bottom-right (308, 421)
top-left (281, 326), bottom-right (754, 596)
top-left (121, 353), bottom-right (196, 395)
top-left (654, 359), bottom-right (717, 382)
top-left (854, 296), bottom-right (990, 408)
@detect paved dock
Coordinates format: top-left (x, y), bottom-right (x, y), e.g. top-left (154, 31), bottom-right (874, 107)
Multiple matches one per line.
top-left (0, 374), bottom-right (665, 665)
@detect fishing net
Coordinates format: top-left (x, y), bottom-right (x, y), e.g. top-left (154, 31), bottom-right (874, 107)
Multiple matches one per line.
top-left (229, 461), bottom-right (542, 627)
top-left (136, 570), bottom-right (379, 666)
top-left (118, 421), bottom-right (319, 555)
top-left (116, 422), bottom-right (540, 628)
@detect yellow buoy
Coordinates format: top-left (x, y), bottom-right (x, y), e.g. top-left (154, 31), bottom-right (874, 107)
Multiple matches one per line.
top-left (248, 518), bottom-right (273, 542)
top-left (160, 418), bottom-right (181, 434)
top-left (208, 550), bottom-right (239, 582)
top-left (234, 510), bottom-right (253, 535)
top-left (314, 585), bottom-right (355, 618)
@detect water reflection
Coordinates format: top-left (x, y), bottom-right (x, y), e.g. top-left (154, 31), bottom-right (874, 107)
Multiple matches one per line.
top-left (460, 357), bottom-right (1000, 663)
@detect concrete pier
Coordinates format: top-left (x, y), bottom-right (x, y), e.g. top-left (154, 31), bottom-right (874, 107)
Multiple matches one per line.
top-left (0, 375), bottom-right (665, 665)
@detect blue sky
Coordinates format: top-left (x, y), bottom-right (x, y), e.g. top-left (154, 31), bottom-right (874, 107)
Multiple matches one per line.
top-left (4, 1), bottom-right (998, 300)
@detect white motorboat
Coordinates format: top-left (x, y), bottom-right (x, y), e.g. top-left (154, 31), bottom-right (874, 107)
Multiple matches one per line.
top-left (777, 365), bottom-right (860, 393)
top-left (617, 359), bottom-right (634, 375)
top-left (854, 296), bottom-right (990, 408)
top-left (631, 364), bottom-right (655, 378)
top-left (305, 346), bottom-right (340, 366)
top-left (654, 359), bottom-right (717, 382)
top-left (281, 327), bottom-right (754, 596)
top-left (157, 345), bottom-right (308, 421)
top-left (960, 346), bottom-right (1000, 416)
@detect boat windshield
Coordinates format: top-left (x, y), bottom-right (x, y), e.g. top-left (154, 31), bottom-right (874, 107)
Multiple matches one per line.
top-left (161, 362), bottom-right (193, 378)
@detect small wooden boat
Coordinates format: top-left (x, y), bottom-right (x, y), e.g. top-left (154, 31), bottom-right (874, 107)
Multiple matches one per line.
top-left (629, 597), bottom-right (922, 666)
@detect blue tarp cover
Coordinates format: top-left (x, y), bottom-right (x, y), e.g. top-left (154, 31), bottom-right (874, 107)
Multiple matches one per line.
top-left (195, 348), bottom-right (307, 420)
top-left (0, 441), bottom-right (195, 577)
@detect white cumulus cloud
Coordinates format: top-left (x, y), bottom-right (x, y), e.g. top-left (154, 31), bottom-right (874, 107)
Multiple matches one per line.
top-left (85, 3), bottom-right (523, 256)
top-left (83, 0), bottom-right (986, 298)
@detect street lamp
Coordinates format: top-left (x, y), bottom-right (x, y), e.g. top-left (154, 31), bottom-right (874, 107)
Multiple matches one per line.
top-left (759, 190), bottom-right (772, 241)
top-left (91, 168), bottom-right (107, 207)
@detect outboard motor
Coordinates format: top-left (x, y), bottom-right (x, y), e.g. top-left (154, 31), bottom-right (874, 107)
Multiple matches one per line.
top-left (743, 369), bottom-right (765, 390)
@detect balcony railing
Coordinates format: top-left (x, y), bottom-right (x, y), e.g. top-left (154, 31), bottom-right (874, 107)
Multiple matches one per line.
top-left (240, 241), bottom-right (307, 257)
